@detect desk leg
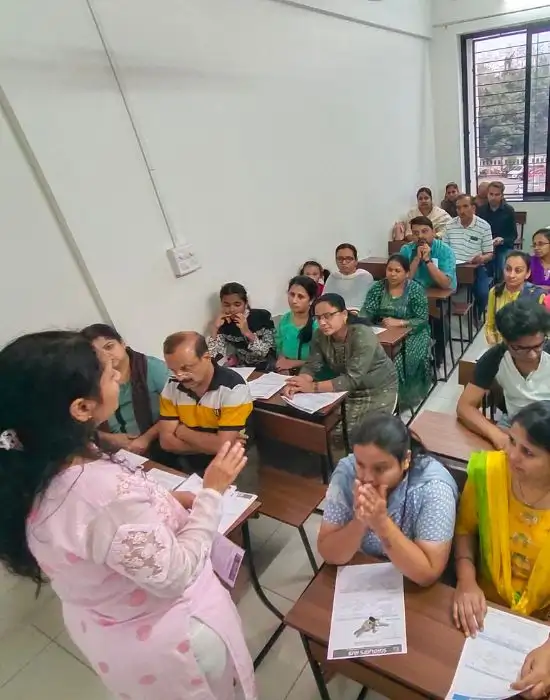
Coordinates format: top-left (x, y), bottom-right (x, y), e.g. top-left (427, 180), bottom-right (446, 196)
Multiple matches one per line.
top-left (438, 300), bottom-right (448, 381)
top-left (298, 525), bottom-right (319, 574)
top-left (242, 521), bottom-right (285, 668)
top-left (341, 402), bottom-right (350, 454)
top-left (301, 634), bottom-right (332, 700)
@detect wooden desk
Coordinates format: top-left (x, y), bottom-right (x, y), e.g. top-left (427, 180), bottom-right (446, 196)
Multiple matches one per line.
top-left (388, 240), bottom-right (406, 255)
top-left (285, 554), bottom-right (465, 700)
top-left (358, 257), bottom-right (387, 280)
top-left (377, 326), bottom-right (411, 361)
top-left (409, 410), bottom-right (491, 465)
top-left (456, 262), bottom-right (478, 286)
top-left (250, 372), bottom-right (347, 482)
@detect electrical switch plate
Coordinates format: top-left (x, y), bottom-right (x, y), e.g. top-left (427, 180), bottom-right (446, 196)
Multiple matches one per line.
top-left (166, 244), bottom-right (201, 278)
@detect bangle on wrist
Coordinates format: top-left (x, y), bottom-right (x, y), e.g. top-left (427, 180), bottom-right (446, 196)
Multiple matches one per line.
top-left (313, 382), bottom-right (319, 393)
top-left (455, 555), bottom-right (474, 563)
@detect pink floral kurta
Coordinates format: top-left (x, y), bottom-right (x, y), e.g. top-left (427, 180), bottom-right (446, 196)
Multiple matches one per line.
top-left (27, 457), bottom-right (256, 700)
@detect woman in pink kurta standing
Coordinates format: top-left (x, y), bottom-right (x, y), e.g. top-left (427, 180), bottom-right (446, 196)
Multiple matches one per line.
top-left (0, 331), bottom-right (257, 700)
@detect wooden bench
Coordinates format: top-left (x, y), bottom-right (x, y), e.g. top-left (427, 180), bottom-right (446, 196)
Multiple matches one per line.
top-left (458, 359), bottom-right (504, 418)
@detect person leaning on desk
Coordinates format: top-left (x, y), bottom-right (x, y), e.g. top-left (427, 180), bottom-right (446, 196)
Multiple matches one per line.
top-left (454, 401), bottom-right (550, 700)
top-left (317, 413), bottom-right (458, 587)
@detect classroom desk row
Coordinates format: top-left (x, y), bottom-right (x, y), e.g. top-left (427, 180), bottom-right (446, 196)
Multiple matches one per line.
top-left (285, 552), bottom-right (542, 700)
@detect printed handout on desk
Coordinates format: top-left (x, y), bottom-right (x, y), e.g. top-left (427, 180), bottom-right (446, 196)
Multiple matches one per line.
top-left (229, 367), bottom-right (255, 381)
top-left (371, 327), bottom-right (385, 335)
top-left (176, 474), bottom-right (257, 533)
top-left (247, 372), bottom-right (287, 399)
top-left (445, 607), bottom-right (550, 700)
top-left (282, 391), bottom-right (346, 414)
top-left (146, 468), bottom-right (186, 492)
top-left (327, 562), bottom-right (407, 660)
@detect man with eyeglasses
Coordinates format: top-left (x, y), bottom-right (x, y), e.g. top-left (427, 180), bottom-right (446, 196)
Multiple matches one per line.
top-left (457, 299), bottom-right (550, 450)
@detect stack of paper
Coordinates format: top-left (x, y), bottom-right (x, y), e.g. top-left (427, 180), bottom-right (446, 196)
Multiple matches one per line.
top-left (147, 468), bottom-right (186, 491)
top-left (176, 474), bottom-right (258, 533)
top-left (328, 562), bottom-right (407, 660)
top-left (282, 391), bottom-right (346, 414)
top-left (247, 372), bottom-right (287, 400)
top-left (371, 327), bottom-right (385, 335)
top-left (229, 367), bottom-right (255, 381)
top-left (445, 608), bottom-right (550, 700)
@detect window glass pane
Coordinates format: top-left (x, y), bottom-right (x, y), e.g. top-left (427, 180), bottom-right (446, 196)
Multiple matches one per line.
top-left (527, 31), bottom-right (550, 193)
top-left (473, 31), bottom-right (526, 198)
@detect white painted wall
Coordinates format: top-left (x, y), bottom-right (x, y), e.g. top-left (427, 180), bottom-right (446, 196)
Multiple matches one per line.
top-left (0, 107), bottom-right (102, 346)
top-left (431, 1), bottom-right (550, 236)
top-left (282, 0), bottom-right (431, 37)
top-left (1, 0), bottom-right (433, 354)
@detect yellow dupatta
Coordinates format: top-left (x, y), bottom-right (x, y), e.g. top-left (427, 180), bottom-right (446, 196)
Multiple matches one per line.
top-left (469, 450), bottom-right (550, 616)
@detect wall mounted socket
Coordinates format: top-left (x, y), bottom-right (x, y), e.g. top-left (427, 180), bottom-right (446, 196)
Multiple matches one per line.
top-left (166, 244), bottom-right (201, 278)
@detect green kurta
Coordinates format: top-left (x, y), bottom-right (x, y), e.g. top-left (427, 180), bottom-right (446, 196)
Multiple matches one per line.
top-left (361, 279), bottom-right (432, 409)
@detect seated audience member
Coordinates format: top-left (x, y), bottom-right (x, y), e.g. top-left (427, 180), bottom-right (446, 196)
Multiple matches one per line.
top-left (475, 181), bottom-right (489, 211)
top-left (440, 181), bottom-right (460, 218)
top-left (457, 300), bottom-right (550, 449)
top-left (530, 228), bottom-right (550, 286)
top-left (323, 244), bottom-right (373, 313)
top-left (318, 413), bottom-right (458, 586)
top-left (361, 255), bottom-right (431, 409)
top-left (207, 282), bottom-right (275, 369)
top-left (400, 216), bottom-right (457, 366)
top-left (403, 187), bottom-right (452, 240)
top-left (82, 324), bottom-right (169, 457)
top-left (299, 260), bottom-right (329, 296)
top-left (477, 181), bottom-right (516, 282)
top-left (283, 293), bottom-right (398, 433)
top-left (159, 332), bottom-right (257, 489)
top-left (453, 401), bottom-right (550, 635)
top-left (485, 251), bottom-right (545, 345)
top-left (443, 194), bottom-right (494, 320)
top-left (275, 275), bottom-right (318, 373)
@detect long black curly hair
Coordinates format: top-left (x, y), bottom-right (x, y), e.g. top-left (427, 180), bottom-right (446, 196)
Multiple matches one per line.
top-left (0, 331), bottom-right (103, 584)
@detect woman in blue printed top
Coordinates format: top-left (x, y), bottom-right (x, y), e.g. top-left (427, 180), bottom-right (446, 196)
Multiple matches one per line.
top-left (317, 413), bottom-right (458, 587)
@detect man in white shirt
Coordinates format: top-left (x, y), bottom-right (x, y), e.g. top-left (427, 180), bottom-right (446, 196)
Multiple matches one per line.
top-left (443, 194), bottom-right (494, 320)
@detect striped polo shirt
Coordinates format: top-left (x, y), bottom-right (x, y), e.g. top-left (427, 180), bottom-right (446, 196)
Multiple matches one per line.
top-left (159, 364), bottom-right (253, 433)
top-left (443, 215), bottom-right (493, 262)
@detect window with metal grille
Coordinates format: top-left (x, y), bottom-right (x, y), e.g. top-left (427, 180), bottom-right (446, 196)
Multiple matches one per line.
top-left (461, 23), bottom-right (550, 200)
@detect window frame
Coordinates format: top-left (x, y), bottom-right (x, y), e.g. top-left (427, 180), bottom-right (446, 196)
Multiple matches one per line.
top-left (461, 20), bottom-right (550, 201)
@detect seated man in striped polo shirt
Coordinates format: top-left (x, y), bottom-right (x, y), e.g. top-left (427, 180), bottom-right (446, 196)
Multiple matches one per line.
top-left (443, 193), bottom-right (494, 321)
top-left (158, 331), bottom-right (256, 489)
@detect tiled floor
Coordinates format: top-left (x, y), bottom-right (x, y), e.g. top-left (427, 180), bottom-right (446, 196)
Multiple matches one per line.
top-left (0, 331), bottom-right (490, 699)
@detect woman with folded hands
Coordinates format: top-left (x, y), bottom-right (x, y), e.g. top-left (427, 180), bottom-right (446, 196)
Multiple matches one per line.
top-left (317, 413), bottom-right (458, 586)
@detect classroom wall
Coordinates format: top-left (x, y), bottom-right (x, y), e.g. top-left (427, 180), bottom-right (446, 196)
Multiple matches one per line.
top-left (0, 107), bottom-right (103, 346)
top-left (431, 1), bottom-right (550, 235)
top-left (0, 0), bottom-right (435, 355)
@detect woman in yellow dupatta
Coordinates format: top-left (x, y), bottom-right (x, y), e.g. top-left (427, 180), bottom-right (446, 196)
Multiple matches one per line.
top-left (453, 401), bottom-right (550, 641)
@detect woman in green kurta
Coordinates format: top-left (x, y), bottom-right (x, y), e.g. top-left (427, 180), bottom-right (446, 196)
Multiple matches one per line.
top-left (361, 254), bottom-right (432, 410)
top-left (275, 275), bottom-right (318, 373)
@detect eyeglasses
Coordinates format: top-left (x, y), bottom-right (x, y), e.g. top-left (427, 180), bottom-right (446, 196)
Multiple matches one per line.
top-left (532, 242), bottom-right (550, 249)
top-left (508, 338), bottom-right (546, 355)
top-left (336, 256), bottom-right (355, 264)
top-left (314, 310), bottom-right (342, 322)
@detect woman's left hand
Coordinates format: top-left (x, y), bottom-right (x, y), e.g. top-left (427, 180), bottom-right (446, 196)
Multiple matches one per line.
top-left (286, 374), bottom-right (314, 393)
top-left (172, 491), bottom-right (196, 510)
top-left (128, 434), bottom-right (151, 455)
top-left (356, 483), bottom-right (389, 531)
top-left (381, 318), bottom-right (402, 329)
top-left (511, 639), bottom-right (550, 699)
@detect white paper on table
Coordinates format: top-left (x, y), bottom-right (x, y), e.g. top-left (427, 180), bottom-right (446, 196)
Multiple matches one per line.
top-left (175, 475), bottom-right (257, 533)
top-left (456, 260), bottom-right (468, 265)
top-left (229, 367), bottom-right (255, 381)
top-left (247, 372), bottom-right (287, 399)
top-left (146, 468), bottom-right (186, 492)
top-left (371, 326), bottom-right (385, 335)
top-left (115, 450), bottom-right (149, 468)
top-left (328, 562), bottom-right (407, 660)
top-left (445, 608), bottom-right (550, 700)
top-left (282, 391), bottom-right (346, 415)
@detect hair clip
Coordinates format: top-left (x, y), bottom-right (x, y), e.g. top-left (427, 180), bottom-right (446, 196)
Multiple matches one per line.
top-left (0, 430), bottom-right (23, 451)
